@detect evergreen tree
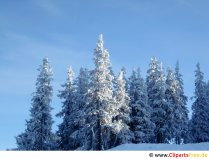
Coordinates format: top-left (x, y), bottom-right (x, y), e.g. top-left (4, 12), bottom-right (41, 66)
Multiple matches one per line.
top-left (72, 67), bottom-right (90, 149)
top-left (56, 67), bottom-right (78, 150)
top-left (16, 58), bottom-right (55, 150)
top-left (129, 68), bottom-right (155, 143)
top-left (121, 66), bottom-right (129, 92)
top-left (75, 68), bottom-right (90, 110)
top-left (146, 57), bottom-right (167, 143)
top-left (174, 61), bottom-right (189, 144)
top-left (82, 34), bottom-right (117, 150)
top-left (165, 67), bottom-right (181, 143)
top-left (190, 63), bottom-right (209, 143)
top-left (114, 71), bottom-right (132, 146)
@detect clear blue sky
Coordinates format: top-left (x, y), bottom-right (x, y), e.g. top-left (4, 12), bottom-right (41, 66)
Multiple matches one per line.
top-left (1, 0), bottom-right (209, 150)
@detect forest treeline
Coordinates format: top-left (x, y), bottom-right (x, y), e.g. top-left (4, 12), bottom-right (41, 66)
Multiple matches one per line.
top-left (15, 34), bottom-right (209, 150)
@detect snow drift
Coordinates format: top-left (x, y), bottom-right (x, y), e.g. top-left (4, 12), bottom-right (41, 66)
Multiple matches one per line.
top-left (111, 142), bottom-right (209, 150)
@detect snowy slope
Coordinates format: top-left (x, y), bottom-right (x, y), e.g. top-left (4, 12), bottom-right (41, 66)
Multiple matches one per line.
top-left (111, 143), bottom-right (209, 150)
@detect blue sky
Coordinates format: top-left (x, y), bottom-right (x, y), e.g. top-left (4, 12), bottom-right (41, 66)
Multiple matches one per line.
top-left (1, 0), bottom-right (209, 150)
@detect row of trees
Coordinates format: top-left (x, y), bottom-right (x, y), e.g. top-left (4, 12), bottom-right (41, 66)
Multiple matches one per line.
top-left (16, 34), bottom-right (209, 150)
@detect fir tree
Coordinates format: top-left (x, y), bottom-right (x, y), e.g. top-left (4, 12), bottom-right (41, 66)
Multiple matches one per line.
top-left (190, 63), bottom-right (209, 143)
top-left (16, 58), bottom-right (55, 150)
top-left (56, 67), bottom-right (78, 150)
top-left (129, 68), bottom-right (155, 143)
top-left (72, 67), bottom-right (90, 149)
top-left (174, 61), bottom-right (189, 144)
top-left (146, 57), bottom-right (167, 143)
top-left (114, 71), bottom-right (132, 146)
top-left (165, 67), bottom-right (181, 143)
top-left (82, 34), bottom-right (116, 150)
top-left (121, 66), bottom-right (129, 92)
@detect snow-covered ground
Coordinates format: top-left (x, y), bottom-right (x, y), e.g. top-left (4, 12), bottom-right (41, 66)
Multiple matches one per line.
top-left (111, 142), bottom-right (209, 150)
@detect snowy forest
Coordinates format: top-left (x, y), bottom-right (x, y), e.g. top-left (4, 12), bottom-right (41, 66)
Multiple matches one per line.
top-left (15, 34), bottom-right (209, 150)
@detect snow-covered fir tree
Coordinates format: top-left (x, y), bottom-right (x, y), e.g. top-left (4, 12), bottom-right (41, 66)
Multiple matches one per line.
top-left (146, 57), bottom-right (168, 143)
top-left (56, 67), bottom-right (78, 150)
top-left (72, 67), bottom-right (90, 149)
top-left (114, 71), bottom-right (132, 146)
top-left (81, 34), bottom-right (117, 150)
top-left (16, 58), bottom-right (55, 150)
top-left (165, 67), bottom-right (183, 144)
top-left (121, 66), bottom-right (129, 92)
top-left (174, 61), bottom-right (189, 144)
top-left (190, 63), bottom-right (209, 143)
top-left (129, 68), bottom-right (155, 143)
